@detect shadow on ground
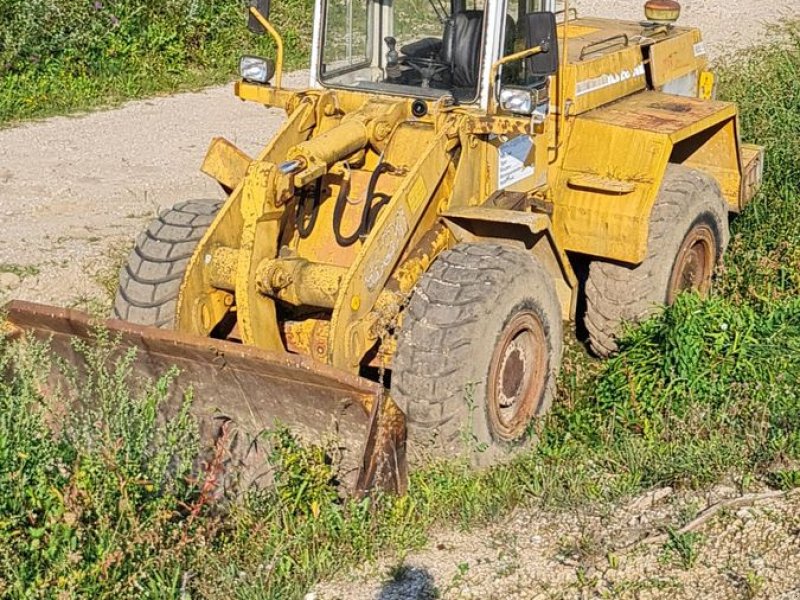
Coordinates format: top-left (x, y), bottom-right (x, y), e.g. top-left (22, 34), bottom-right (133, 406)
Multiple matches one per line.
top-left (377, 566), bottom-right (438, 600)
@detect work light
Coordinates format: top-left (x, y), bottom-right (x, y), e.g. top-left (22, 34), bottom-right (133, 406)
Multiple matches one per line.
top-left (239, 55), bottom-right (275, 84)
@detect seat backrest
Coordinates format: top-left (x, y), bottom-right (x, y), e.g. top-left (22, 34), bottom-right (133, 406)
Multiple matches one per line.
top-left (441, 10), bottom-right (484, 89)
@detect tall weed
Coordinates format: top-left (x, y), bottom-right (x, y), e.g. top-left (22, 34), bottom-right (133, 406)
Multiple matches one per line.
top-left (0, 0), bottom-right (312, 123)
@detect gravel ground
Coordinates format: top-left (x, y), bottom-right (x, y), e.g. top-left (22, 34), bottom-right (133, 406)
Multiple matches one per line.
top-left (0, 70), bottom-right (307, 309)
top-left (314, 485), bottom-right (800, 599)
top-left (1, 2), bottom-right (799, 597)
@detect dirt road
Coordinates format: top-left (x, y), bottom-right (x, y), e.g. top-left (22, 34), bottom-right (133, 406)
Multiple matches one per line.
top-left (1, 0), bottom-right (796, 309)
top-left (0, 70), bottom-right (307, 308)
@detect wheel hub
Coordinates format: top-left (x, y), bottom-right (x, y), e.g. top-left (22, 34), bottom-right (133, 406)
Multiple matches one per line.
top-left (488, 311), bottom-right (548, 442)
top-left (668, 223), bottom-right (716, 303)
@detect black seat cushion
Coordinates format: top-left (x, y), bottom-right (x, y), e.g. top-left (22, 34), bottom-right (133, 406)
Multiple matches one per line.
top-left (401, 37), bottom-right (443, 58)
top-left (443, 10), bottom-right (485, 89)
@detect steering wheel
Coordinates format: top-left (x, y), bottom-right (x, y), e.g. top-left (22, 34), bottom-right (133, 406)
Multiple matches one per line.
top-left (402, 55), bottom-right (450, 88)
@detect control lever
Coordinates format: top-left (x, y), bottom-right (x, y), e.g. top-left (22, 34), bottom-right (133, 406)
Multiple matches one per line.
top-left (384, 37), bottom-right (401, 79)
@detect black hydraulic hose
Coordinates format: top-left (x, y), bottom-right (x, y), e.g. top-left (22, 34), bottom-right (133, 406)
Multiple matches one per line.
top-left (359, 162), bottom-right (396, 240)
top-left (365, 195), bottom-right (391, 234)
top-left (332, 163), bottom-right (396, 247)
top-left (295, 179), bottom-right (321, 239)
top-left (332, 173), bottom-right (361, 247)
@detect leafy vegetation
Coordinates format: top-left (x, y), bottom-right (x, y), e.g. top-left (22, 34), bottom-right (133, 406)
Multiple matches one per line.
top-left (1, 17), bottom-right (800, 600)
top-left (0, 0), bottom-right (312, 124)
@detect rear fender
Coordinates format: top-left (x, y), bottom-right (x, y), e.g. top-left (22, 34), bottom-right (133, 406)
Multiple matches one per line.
top-left (551, 91), bottom-right (743, 264)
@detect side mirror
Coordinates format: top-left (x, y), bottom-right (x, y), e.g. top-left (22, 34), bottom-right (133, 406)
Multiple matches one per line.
top-left (248, 0), bottom-right (272, 34)
top-left (522, 12), bottom-right (558, 75)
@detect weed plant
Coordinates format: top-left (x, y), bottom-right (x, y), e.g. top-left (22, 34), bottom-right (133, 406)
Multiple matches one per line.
top-left (0, 0), bottom-right (311, 124)
top-left (1, 18), bottom-right (800, 600)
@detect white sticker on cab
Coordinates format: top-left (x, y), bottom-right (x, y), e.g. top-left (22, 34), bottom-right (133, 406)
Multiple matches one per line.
top-left (498, 136), bottom-right (535, 189)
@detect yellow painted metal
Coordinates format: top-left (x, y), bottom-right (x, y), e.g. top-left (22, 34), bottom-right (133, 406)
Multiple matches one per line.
top-left (552, 91), bottom-right (742, 263)
top-left (201, 137), bottom-right (253, 192)
top-left (256, 258), bottom-right (347, 308)
top-left (387, 226), bottom-right (452, 298)
top-left (563, 45), bottom-right (648, 115)
top-left (567, 174), bottom-right (636, 194)
top-left (699, 71), bottom-right (716, 100)
top-left (176, 97), bottom-right (317, 335)
top-left (556, 24), bottom-right (599, 39)
top-left (235, 161), bottom-right (285, 349)
top-left (648, 29), bottom-right (707, 89)
top-left (328, 121), bottom-right (458, 371)
top-left (675, 117), bottom-right (742, 209)
top-left (249, 7), bottom-right (284, 89)
top-left (283, 318), bottom-right (331, 360)
top-left (235, 81), bottom-right (297, 110)
top-left (208, 246), bottom-right (238, 291)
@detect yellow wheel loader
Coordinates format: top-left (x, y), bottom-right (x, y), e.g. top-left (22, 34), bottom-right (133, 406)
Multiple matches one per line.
top-left (4, 0), bottom-right (764, 494)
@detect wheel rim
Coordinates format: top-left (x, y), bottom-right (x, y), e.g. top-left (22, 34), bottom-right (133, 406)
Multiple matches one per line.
top-left (487, 311), bottom-right (548, 442)
top-left (668, 223), bottom-right (717, 304)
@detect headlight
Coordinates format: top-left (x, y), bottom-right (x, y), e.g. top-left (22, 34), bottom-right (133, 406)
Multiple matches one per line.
top-left (499, 88), bottom-right (534, 115)
top-left (239, 55), bottom-right (275, 84)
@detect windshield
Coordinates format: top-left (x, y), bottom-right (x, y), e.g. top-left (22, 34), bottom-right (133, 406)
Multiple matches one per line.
top-left (320, 0), bottom-right (487, 101)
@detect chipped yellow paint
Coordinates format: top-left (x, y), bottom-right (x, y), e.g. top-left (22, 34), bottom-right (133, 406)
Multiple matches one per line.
top-left (699, 71), bottom-right (716, 100)
top-left (556, 23), bottom-right (600, 39)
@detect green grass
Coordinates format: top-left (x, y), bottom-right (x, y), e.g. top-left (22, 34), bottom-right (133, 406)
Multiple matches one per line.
top-left (2, 19), bottom-right (800, 600)
top-left (0, 0), bottom-right (312, 125)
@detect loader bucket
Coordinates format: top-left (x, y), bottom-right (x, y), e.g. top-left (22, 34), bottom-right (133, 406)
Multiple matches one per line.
top-left (2, 301), bottom-right (407, 496)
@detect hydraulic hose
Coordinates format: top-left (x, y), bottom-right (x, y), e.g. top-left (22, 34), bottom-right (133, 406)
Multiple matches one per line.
top-left (332, 162), bottom-right (396, 247)
top-left (295, 179), bottom-right (321, 239)
top-left (360, 162), bottom-right (396, 240)
top-left (333, 170), bottom-right (361, 247)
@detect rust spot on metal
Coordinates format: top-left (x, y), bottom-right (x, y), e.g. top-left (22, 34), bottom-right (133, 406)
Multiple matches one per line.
top-left (3, 300), bottom-right (407, 496)
top-left (649, 101), bottom-right (693, 113)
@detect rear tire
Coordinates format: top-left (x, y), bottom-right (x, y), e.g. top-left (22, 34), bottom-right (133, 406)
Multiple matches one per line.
top-left (392, 242), bottom-right (563, 466)
top-left (113, 200), bottom-right (222, 328)
top-left (584, 165), bottom-right (729, 357)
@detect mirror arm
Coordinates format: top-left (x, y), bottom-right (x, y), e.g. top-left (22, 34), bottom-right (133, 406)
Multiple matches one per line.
top-left (488, 45), bottom-right (543, 112)
top-left (249, 7), bottom-right (284, 89)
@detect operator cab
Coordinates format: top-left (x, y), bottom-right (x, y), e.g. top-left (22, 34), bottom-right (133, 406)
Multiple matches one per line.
top-left (315, 0), bottom-right (557, 105)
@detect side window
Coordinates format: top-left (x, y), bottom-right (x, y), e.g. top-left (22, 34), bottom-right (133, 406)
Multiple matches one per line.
top-left (322, 0), bottom-right (370, 74)
top-left (501, 0), bottom-right (550, 88)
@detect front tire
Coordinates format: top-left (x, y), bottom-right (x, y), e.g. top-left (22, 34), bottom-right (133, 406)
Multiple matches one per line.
top-left (584, 165), bottom-right (729, 357)
top-left (113, 200), bottom-right (222, 328)
top-left (392, 242), bottom-right (563, 466)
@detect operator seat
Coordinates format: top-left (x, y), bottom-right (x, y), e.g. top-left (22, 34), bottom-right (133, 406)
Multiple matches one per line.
top-left (441, 10), bottom-right (485, 89)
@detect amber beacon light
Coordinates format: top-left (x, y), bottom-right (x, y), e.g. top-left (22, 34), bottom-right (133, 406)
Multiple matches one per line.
top-left (645, 0), bottom-right (681, 23)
